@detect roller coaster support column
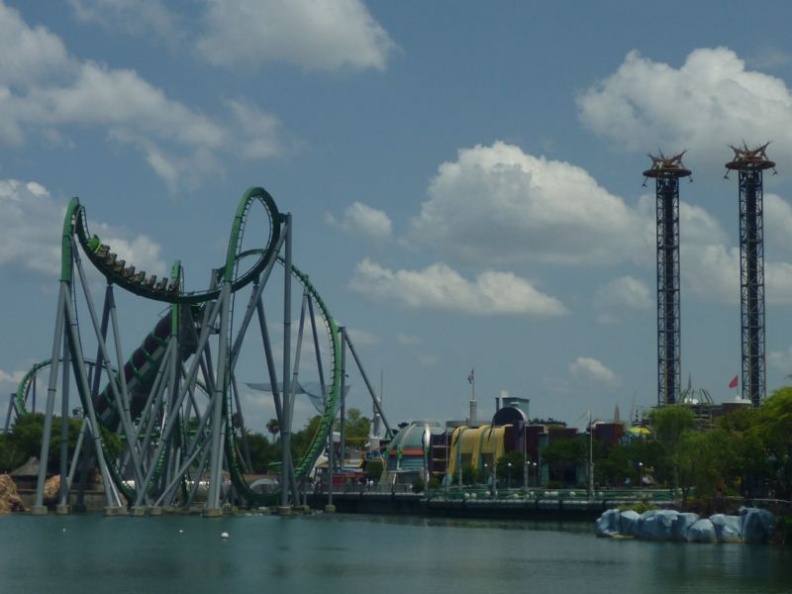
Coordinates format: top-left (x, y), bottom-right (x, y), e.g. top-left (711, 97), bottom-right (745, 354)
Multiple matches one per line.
top-left (339, 327), bottom-right (347, 470)
top-left (343, 332), bottom-right (395, 439)
top-left (33, 286), bottom-right (68, 514)
top-left (206, 282), bottom-right (232, 515)
top-left (280, 214), bottom-right (296, 511)
top-left (57, 344), bottom-right (71, 512)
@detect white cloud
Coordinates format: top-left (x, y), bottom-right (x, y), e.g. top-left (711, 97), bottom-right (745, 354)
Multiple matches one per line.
top-left (769, 347), bottom-right (792, 373)
top-left (67, 0), bottom-right (181, 40)
top-left (332, 202), bottom-right (392, 242)
top-left (0, 178), bottom-right (167, 278)
top-left (765, 194), bottom-right (792, 259)
top-left (345, 327), bottom-right (379, 346)
top-left (409, 142), bottom-right (648, 266)
top-left (397, 333), bottom-right (423, 346)
top-left (568, 357), bottom-right (620, 386)
top-left (0, 4), bottom-right (290, 190)
top-left (417, 354), bottom-right (438, 366)
top-left (578, 47), bottom-right (792, 167)
top-left (596, 276), bottom-right (652, 312)
top-left (225, 98), bottom-right (288, 160)
top-left (0, 367), bottom-right (25, 385)
top-left (349, 258), bottom-right (567, 317)
top-left (197, 0), bottom-right (396, 71)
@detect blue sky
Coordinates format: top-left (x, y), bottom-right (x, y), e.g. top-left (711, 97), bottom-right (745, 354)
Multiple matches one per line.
top-left (2, 0), bottom-right (792, 433)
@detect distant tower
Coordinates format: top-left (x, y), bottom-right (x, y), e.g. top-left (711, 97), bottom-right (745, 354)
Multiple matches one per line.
top-left (725, 143), bottom-right (775, 407)
top-left (644, 152), bottom-right (691, 406)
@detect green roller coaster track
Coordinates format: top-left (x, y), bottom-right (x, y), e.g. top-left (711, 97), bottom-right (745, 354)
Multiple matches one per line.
top-left (25, 186), bottom-right (342, 509)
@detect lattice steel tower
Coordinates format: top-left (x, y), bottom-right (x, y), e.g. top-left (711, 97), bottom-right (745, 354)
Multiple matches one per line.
top-left (644, 152), bottom-right (691, 406)
top-left (725, 143), bottom-right (775, 407)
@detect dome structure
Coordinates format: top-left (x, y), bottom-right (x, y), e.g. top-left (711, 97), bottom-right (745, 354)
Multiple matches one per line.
top-left (385, 421), bottom-right (444, 474)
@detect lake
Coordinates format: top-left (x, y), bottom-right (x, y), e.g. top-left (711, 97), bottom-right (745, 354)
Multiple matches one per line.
top-left (0, 512), bottom-right (790, 593)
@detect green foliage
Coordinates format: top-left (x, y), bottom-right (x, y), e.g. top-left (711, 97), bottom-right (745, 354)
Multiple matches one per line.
top-left (0, 413), bottom-right (83, 474)
top-left (541, 436), bottom-right (585, 486)
top-left (290, 415), bottom-right (324, 460)
top-left (461, 463), bottom-right (477, 486)
top-left (412, 476), bottom-right (425, 493)
top-left (335, 408), bottom-right (371, 446)
top-left (496, 450), bottom-right (527, 485)
top-left (243, 432), bottom-right (275, 473)
top-left (265, 418), bottom-right (280, 440)
top-left (363, 457), bottom-right (384, 479)
top-left (647, 405), bottom-right (697, 491)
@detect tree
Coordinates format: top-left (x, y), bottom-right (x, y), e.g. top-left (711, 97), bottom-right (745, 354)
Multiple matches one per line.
top-left (335, 408), bottom-right (371, 449)
top-left (747, 387), bottom-right (792, 498)
top-left (496, 450), bottom-right (526, 487)
top-left (244, 432), bottom-right (275, 474)
top-left (0, 413), bottom-right (83, 474)
top-left (541, 437), bottom-right (585, 487)
top-left (647, 405), bottom-right (697, 490)
top-left (266, 418), bottom-right (280, 442)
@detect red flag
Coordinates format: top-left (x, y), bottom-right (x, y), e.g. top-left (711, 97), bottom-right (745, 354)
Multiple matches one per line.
top-left (728, 375), bottom-right (739, 389)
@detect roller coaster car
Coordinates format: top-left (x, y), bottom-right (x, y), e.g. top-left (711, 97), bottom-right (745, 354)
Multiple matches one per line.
top-left (122, 266), bottom-right (135, 278)
top-left (105, 252), bottom-right (117, 265)
top-left (167, 281), bottom-right (179, 292)
top-left (96, 244), bottom-right (109, 257)
top-left (113, 260), bottom-right (126, 273)
top-left (145, 275), bottom-right (157, 288)
top-left (156, 278), bottom-right (169, 291)
top-left (132, 271), bottom-right (146, 283)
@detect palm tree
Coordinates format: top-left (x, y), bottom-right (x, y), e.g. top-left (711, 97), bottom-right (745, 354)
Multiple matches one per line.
top-left (266, 418), bottom-right (280, 442)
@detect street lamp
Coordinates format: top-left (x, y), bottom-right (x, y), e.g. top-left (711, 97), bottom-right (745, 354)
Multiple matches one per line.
top-left (524, 460), bottom-right (529, 490)
top-left (532, 461), bottom-right (537, 487)
top-left (638, 461), bottom-right (643, 489)
top-left (507, 462), bottom-right (512, 489)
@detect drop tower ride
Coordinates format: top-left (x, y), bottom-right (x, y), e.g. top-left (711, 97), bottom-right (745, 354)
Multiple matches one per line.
top-left (726, 143), bottom-right (775, 406)
top-left (644, 152), bottom-right (691, 406)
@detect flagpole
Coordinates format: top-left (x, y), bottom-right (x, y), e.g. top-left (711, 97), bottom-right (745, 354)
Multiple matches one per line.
top-left (467, 368), bottom-right (476, 425)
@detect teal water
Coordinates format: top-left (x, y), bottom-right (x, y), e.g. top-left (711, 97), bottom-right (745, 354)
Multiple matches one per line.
top-left (1, 513), bottom-right (790, 593)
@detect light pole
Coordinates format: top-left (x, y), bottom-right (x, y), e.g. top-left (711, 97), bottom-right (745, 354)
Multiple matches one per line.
top-left (507, 462), bottom-right (512, 490)
top-left (532, 461), bottom-right (537, 487)
top-left (638, 461), bottom-right (643, 489)
top-left (524, 460), bottom-right (529, 490)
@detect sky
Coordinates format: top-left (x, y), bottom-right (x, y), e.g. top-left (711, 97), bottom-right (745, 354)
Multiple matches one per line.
top-left (3, 0), bottom-right (792, 435)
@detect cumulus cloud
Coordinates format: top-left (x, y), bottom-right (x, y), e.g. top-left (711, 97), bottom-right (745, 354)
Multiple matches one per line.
top-left (329, 202), bottom-right (392, 242)
top-left (578, 48), bottom-right (792, 167)
top-left (67, 0), bottom-right (181, 41)
top-left (349, 258), bottom-right (566, 317)
top-left (568, 357), bottom-right (620, 385)
top-left (0, 367), bottom-right (25, 385)
top-left (197, 0), bottom-right (396, 71)
top-left (670, 193), bottom-right (792, 305)
top-left (409, 142), bottom-right (648, 266)
top-left (765, 194), bottom-right (792, 259)
top-left (0, 179), bottom-right (167, 279)
top-left (596, 276), bottom-right (652, 314)
top-left (0, 3), bottom-right (290, 190)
